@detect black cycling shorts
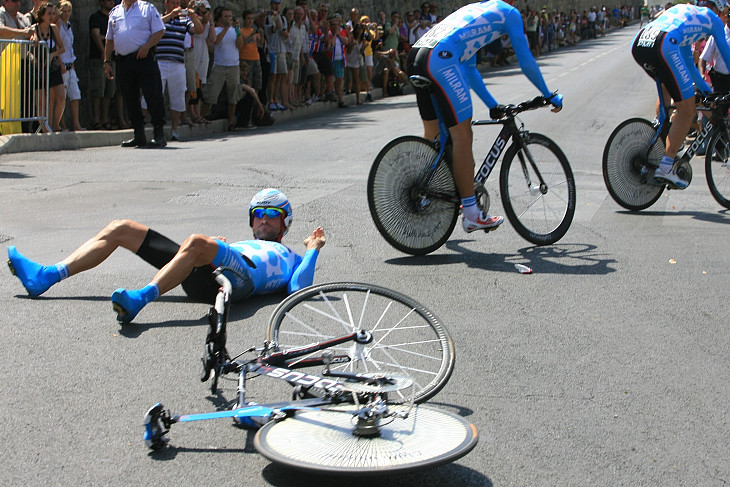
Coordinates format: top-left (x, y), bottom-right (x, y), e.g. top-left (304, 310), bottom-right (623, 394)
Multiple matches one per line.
top-left (136, 229), bottom-right (219, 303)
top-left (631, 28), bottom-right (690, 102)
top-left (407, 46), bottom-right (461, 128)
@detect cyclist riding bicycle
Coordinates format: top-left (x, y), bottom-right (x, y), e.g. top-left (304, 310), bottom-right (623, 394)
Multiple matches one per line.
top-left (406, 0), bottom-right (563, 233)
top-left (7, 188), bottom-right (326, 323)
top-left (631, 0), bottom-right (730, 189)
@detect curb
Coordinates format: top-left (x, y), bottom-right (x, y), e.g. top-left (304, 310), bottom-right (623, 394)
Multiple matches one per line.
top-left (0, 88), bottom-right (386, 156)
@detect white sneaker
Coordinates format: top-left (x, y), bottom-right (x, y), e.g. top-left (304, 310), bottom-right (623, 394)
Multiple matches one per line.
top-left (653, 167), bottom-right (688, 189)
top-left (170, 130), bottom-right (180, 141)
top-left (462, 212), bottom-right (504, 233)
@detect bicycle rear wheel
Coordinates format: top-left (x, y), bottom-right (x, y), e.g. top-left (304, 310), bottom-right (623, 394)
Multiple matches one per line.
top-left (266, 282), bottom-right (455, 404)
top-left (367, 136), bottom-right (459, 255)
top-left (254, 404), bottom-right (478, 475)
top-left (500, 133), bottom-right (576, 245)
top-left (602, 118), bottom-right (664, 211)
top-left (705, 126), bottom-right (730, 209)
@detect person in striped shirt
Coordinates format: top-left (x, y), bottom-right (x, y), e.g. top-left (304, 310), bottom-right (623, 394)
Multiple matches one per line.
top-left (145, 0), bottom-right (203, 141)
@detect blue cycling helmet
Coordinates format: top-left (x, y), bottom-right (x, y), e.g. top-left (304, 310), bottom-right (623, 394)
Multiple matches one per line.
top-left (249, 188), bottom-right (293, 236)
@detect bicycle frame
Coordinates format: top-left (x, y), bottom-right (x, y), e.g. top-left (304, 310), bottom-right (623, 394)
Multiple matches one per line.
top-left (153, 269), bottom-right (414, 434)
top-left (423, 91), bottom-right (552, 200)
top-left (651, 80), bottom-right (730, 166)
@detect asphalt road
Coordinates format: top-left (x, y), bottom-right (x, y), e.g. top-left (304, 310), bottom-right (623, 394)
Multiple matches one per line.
top-left (1, 26), bottom-right (729, 486)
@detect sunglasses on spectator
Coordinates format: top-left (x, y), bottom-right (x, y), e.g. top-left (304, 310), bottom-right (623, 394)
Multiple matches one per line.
top-left (251, 207), bottom-right (285, 219)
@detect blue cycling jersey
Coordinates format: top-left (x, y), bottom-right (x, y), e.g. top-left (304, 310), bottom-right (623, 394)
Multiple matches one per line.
top-left (212, 239), bottom-right (318, 301)
top-left (410, 0), bottom-right (559, 125)
top-left (633, 4), bottom-right (730, 98)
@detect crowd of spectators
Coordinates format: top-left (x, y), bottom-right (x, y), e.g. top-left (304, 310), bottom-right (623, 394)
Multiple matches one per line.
top-left (0, 0), bottom-right (642, 135)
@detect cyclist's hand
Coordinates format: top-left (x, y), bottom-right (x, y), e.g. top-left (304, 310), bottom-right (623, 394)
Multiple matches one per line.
top-left (304, 226), bottom-right (326, 251)
top-left (548, 93), bottom-right (563, 113)
top-left (489, 105), bottom-right (507, 120)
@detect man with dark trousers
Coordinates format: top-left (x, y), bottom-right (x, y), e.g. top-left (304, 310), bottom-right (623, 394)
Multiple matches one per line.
top-left (103, 0), bottom-right (167, 147)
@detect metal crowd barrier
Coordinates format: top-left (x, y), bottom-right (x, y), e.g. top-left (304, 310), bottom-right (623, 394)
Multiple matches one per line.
top-left (0, 38), bottom-right (50, 135)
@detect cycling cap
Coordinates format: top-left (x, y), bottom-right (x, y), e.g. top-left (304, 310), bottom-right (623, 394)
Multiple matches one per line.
top-left (249, 188), bottom-right (293, 236)
top-left (706, 0), bottom-right (727, 10)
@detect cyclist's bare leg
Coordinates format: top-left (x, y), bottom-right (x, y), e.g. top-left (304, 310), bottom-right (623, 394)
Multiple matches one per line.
top-left (448, 119), bottom-right (476, 199)
top-left (62, 219), bottom-right (149, 276)
top-left (656, 84), bottom-right (674, 120)
top-left (422, 119), bottom-right (439, 141)
top-left (149, 234), bottom-right (219, 295)
top-left (665, 97), bottom-right (696, 158)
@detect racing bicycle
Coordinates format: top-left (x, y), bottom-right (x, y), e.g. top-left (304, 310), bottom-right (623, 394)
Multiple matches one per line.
top-left (603, 86), bottom-right (730, 210)
top-left (367, 75), bottom-right (576, 255)
top-left (143, 268), bottom-right (477, 475)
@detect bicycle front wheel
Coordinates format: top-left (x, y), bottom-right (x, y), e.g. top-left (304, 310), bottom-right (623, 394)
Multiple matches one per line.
top-left (367, 136), bottom-right (459, 255)
top-left (254, 404), bottom-right (478, 476)
top-left (266, 282), bottom-right (455, 404)
top-left (705, 126), bottom-right (730, 209)
top-left (602, 118), bottom-right (664, 211)
top-left (500, 133), bottom-right (576, 245)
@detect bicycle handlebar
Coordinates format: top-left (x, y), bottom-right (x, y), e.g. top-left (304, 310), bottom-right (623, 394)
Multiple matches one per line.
top-left (475, 92), bottom-right (558, 123)
top-left (212, 266), bottom-right (246, 296)
top-left (698, 92), bottom-right (730, 107)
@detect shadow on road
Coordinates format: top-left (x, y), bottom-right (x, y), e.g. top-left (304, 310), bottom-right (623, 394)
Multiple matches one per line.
top-left (616, 209), bottom-right (730, 225)
top-left (261, 461), bottom-right (492, 487)
top-left (385, 241), bottom-right (617, 275)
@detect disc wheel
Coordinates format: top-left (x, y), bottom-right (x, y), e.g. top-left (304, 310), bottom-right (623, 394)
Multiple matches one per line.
top-left (602, 118), bottom-right (664, 211)
top-left (266, 282), bottom-right (455, 404)
top-left (500, 133), bottom-right (576, 245)
top-left (253, 404), bottom-right (478, 475)
top-left (367, 136), bottom-right (459, 255)
top-left (705, 126), bottom-right (730, 208)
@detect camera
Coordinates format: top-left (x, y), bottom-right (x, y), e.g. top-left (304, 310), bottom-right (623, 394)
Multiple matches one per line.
top-left (362, 31), bottom-right (372, 41)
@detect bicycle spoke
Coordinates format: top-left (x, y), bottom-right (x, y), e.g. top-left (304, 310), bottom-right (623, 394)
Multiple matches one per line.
top-left (268, 283), bottom-right (455, 403)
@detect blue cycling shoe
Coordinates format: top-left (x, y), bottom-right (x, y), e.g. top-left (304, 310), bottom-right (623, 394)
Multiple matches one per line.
top-left (7, 246), bottom-right (55, 297)
top-left (111, 288), bottom-right (146, 324)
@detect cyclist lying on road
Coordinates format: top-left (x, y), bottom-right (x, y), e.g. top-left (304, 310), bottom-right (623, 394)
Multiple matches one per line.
top-left (406, 0), bottom-right (563, 233)
top-left (7, 188), bottom-right (326, 324)
top-left (631, 0), bottom-right (730, 189)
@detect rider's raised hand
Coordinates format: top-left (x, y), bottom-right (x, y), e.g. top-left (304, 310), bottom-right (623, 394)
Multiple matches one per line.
top-left (304, 227), bottom-right (326, 251)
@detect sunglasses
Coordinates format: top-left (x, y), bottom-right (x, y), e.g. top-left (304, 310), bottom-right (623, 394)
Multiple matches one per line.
top-left (251, 207), bottom-right (285, 219)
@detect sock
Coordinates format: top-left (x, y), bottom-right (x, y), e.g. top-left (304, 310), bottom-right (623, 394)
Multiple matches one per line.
top-left (54, 263), bottom-right (69, 281)
top-left (461, 195), bottom-right (479, 221)
top-left (659, 155), bottom-right (674, 173)
top-left (139, 283), bottom-right (160, 304)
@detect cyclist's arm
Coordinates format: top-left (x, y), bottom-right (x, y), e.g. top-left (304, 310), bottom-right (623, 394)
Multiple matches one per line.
top-left (463, 57), bottom-right (497, 108)
top-left (286, 249), bottom-right (319, 294)
top-left (683, 44), bottom-right (712, 94)
top-left (504, 10), bottom-right (552, 99)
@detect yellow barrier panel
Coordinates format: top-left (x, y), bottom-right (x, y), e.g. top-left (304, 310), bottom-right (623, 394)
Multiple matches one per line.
top-left (0, 42), bottom-right (22, 135)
